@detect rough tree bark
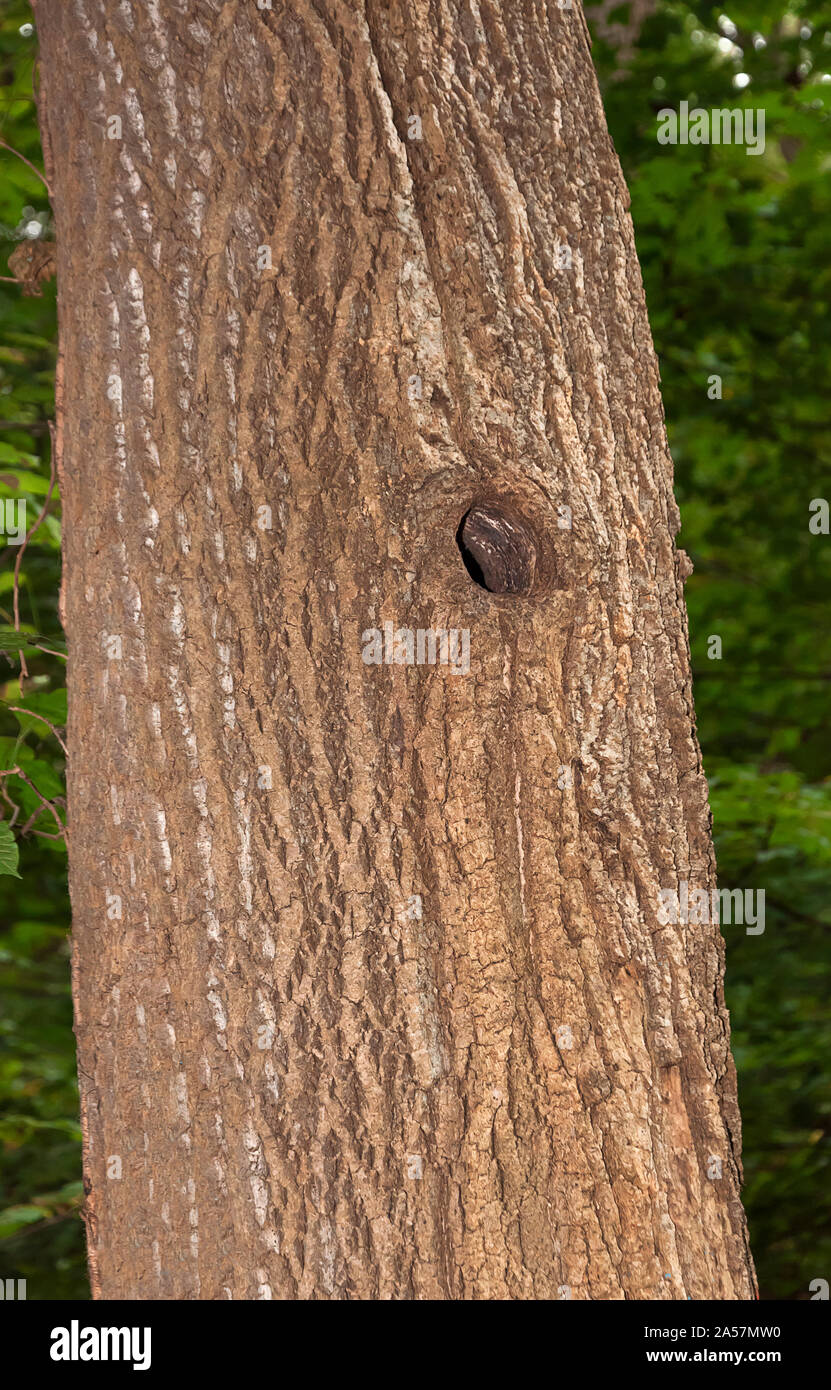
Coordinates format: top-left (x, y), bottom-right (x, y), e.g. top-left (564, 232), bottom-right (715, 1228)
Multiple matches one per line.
top-left (33, 0), bottom-right (756, 1299)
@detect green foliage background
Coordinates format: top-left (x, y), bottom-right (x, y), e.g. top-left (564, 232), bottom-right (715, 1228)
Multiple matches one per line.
top-left (0, 0), bottom-right (828, 1299)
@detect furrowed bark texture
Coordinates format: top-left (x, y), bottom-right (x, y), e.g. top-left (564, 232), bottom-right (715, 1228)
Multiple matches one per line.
top-left (34, 0), bottom-right (756, 1299)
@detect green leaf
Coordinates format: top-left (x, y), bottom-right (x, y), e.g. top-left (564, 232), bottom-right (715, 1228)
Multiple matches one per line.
top-left (0, 735), bottom-right (32, 763)
top-left (0, 625), bottom-right (66, 657)
top-left (0, 821), bottom-right (21, 877)
top-left (0, 442), bottom-right (40, 464)
top-left (0, 1204), bottom-right (47, 1240)
top-left (7, 689), bottom-right (67, 735)
top-left (16, 757), bottom-right (64, 800)
top-left (0, 626), bottom-right (35, 655)
top-left (0, 467), bottom-right (56, 496)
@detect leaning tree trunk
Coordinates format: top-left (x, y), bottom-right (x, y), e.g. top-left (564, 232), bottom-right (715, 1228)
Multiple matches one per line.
top-left (34, 0), bottom-right (756, 1300)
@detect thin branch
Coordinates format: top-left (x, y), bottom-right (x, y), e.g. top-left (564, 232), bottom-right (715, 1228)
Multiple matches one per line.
top-left (0, 1205), bottom-right (82, 1243)
top-left (0, 764), bottom-right (66, 837)
top-left (0, 137), bottom-right (53, 198)
top-left (6, 705), bottom-right (68, 755)
top-left (0, 780), bottom-right (20, 828)
top-left (765, 894), bottom-right (831, 932)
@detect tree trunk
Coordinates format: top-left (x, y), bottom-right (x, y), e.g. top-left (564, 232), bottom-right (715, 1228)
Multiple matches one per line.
top-left (34, 0), bottom-right (756, 1300)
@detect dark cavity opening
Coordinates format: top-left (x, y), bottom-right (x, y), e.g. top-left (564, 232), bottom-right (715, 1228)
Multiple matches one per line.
top-left (456, 503), bottom-right (536, 595)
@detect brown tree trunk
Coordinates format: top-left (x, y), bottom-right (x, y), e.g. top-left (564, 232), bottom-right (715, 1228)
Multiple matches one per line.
top-left (34, 0), bottom-right (756, 1300)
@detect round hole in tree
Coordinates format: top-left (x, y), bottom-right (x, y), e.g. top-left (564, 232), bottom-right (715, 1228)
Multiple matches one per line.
top-left (456, 503), bottom-right (537, 595)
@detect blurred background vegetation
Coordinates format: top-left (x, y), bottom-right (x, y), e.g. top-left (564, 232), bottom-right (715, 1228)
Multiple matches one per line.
top-left (0, 0), bottom-right (828, 1299)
